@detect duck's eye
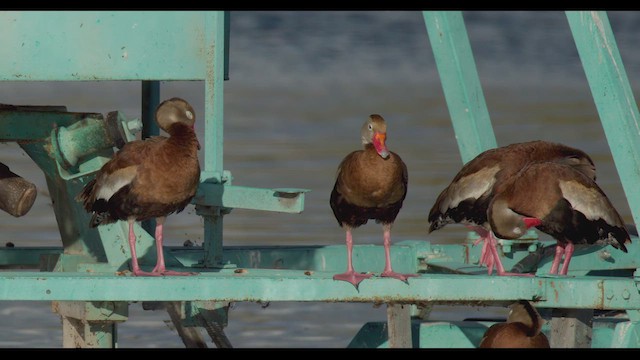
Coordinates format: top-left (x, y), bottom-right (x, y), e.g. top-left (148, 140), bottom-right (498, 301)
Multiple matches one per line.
top-left (368, 124), bottom-right (373, 131)
top-left (185, 110), bottom-right (194, 120)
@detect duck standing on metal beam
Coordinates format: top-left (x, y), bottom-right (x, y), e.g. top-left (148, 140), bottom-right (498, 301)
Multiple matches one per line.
top-left (488, 161), bottom-right (630, 275)
top-left (330, 114), bottom-right (417, 288)
top-left (77, 97), bottom-right (201, 276)
top-left (427, 140), bottom-right (596, 276)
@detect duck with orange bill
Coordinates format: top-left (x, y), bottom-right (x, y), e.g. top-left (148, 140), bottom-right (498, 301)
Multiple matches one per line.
top-left (330, 114), bottom-right (417, 288)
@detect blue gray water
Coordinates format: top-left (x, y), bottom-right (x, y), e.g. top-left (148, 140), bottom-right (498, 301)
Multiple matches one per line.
top-left (0, 10), bottom-right (639, 348)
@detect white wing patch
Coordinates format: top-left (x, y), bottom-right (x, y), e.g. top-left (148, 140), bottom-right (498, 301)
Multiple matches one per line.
top-left (95, 166), bottom-right (138, 201)
top-left (559, 179), bottom-right (618, 225)
top-left (441, 165), bottom-right (499, 213)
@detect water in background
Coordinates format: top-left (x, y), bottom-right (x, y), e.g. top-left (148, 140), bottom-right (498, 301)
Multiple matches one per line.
top-left (0, 10), bottom-right (639, 348)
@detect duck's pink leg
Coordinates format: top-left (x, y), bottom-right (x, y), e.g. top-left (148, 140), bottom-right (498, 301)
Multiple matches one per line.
top-left (127, 219), bottom-right (148, 276)
top-left (334, 226), bottom-right (372, 288)
top-left (149, 217), bottom-right (197, 276)
top-left (128, 217), bottom-right (196, 276)
top-left (380, 223), bottom-right (418, 282)
top-left (558, 242), bottom-right (574, 276)
top-left (469, 225), bottom-right (532, 277)
top-left (549, 238), bottom-right (576, 276)
top-left (469, 226), bottom-right (494, 272)
top-left (549, 244), bottom-right (565, 275)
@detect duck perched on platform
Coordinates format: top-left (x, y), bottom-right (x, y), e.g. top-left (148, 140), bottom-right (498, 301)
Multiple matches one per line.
top-left (427, 140), bottom-right (596, 276)
top-left (77, 97), bottom-right (201, 276)
top-left (330, 114), bottom-right (417, 288)
top-left (488, 161), bottom-right (630, 275)
top-left (479, 300), bottom-right (550, 348)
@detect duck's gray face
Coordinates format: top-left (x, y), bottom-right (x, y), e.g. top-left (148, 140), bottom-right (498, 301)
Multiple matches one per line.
top-left (361, 116), bottom-right (389, 159)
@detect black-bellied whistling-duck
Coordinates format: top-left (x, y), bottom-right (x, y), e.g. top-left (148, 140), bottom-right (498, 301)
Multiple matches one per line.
top-left (77, 97), bottom-right (201, 276)
top-left (428, 140), bottom-right (596, 276)
top-left (479, 300), bottom-right (550, 348)
top-left (488, 161), bottom-right (630, 275)
top-left (330, 114), bottom-right (416, 288)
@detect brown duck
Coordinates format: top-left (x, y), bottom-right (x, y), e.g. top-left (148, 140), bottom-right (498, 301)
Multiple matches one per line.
top-left (428, 140), bottom-right (596, 276)
top-left (330, 114), bottom-right (416, 288)
top-left (77, 97), bottom-right (201, 276)
top-left (488, 161), bottom-right (630, 275)
top-left (479, 300), bottom-right (550, 348)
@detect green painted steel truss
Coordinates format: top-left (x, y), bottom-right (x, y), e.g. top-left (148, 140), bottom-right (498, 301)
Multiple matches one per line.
top-left (1, 10), bottom-right (640, 348)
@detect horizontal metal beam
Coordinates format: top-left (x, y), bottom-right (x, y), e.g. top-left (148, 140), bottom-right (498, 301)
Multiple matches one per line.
top-left (0, 269), bottom-right (637, 310)
top-left (194, 183), bottom-right (309, 213)
top-left (0, 11), bottom-right (221, 81)
top-left (0, 241), bottom-right (637, 311)
top-left (2, 239), bottom-right (638, 275)
top-left (0, 109), bottom-right (91, 141)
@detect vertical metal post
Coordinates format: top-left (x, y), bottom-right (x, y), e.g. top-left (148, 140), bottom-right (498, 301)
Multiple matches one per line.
top-left (141, 80), bottom-right (160, 235)
top-left (223, 11), bottom-right (230, 81)
top-left (141, 81), bottom-right (161, 138)
top-left (566, 11), bottom-right (640, 229)
top-left (200, 11), bottom-right (227, 268)
top-left (423, 11), bottom-right (497, 163)
top-left (550, 308), bottom-right (593, 348)
top-left (53, 301), bottom-right (128, 348)
top-left (387, 304), bottom-right (412, 348)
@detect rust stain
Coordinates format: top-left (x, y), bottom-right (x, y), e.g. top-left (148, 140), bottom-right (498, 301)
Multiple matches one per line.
top-left (550, 281), bottom-right (559, 303)
top-left (597, 280), bottom-right (605, 309)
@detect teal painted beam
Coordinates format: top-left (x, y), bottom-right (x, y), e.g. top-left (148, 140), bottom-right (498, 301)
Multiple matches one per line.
top-left (610, 321), bottom-right (640, 348)
top-left (350, 320), bottom-right (488, 348)
top-left (0, 270), bottom-right (637, 310)
top-left (566, 11), bottom-right (640, 229)
top-left (0, 109), bottom-right (90, 140)
top-left (201, 11), bottom-right (227, 268)
top-left (0, 11), bottom-right (215, 81)
top-left (202, 11), bottom-right (226, 181)
top-left (194, 183), bottom-right (309, 214)
top-left (423, 11), bottom-right (497, 163)
top-left (0, 247), bottom-right (61, 267)
top-left (349, 319), bottom-right (629, 349)
top-left (3, 239), bottom-right (638, 276)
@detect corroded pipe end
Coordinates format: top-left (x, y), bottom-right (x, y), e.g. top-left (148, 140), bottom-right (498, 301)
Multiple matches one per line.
top-left (0, 163), bottom-right (38, 217)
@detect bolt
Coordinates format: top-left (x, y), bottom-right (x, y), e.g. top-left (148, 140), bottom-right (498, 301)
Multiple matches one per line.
top-left (623, 289), bottom-right (631, 300)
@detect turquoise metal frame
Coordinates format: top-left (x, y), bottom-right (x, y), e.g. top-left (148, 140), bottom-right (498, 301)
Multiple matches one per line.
top-left (0, 10), bottom-right (639, 348)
